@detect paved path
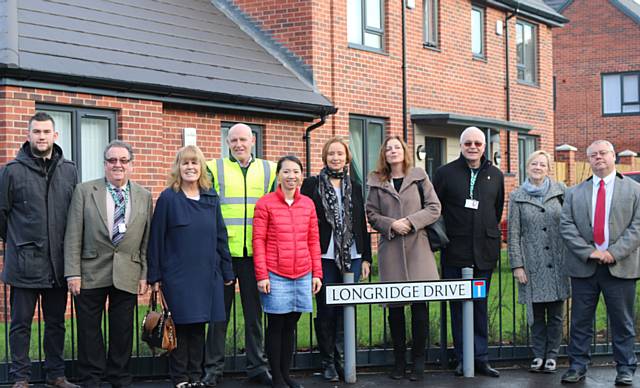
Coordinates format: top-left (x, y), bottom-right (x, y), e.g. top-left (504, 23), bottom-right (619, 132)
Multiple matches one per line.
top-left (7, 364), bottom-right (640, 387)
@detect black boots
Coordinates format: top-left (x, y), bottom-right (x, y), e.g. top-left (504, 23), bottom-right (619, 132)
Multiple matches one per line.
top-left (388, 305), bottom-right (427, 381)
top-left (409, 311), bottom-right (427, 381)
top-left (388, 309), bottom-right (407, 379)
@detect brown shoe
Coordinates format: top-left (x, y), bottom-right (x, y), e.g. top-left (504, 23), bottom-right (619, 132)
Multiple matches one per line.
top-left (12, 381), bottom-right (29, 388)
top-left (45, 377), bottom-right (80, 388)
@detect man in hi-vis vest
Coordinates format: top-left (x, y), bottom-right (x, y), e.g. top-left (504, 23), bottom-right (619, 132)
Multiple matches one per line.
top-left (203, 123), bottom-right (276, 387)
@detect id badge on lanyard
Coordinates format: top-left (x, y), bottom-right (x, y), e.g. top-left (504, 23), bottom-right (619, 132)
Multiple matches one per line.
top-left (466, 169), bottom-right (480, 210)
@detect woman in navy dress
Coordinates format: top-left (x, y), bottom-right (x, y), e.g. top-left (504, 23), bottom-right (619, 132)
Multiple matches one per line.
top-left (147, 145), bottom-right (234, 388)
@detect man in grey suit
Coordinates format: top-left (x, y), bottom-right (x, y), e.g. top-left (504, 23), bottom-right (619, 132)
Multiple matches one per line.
top-left (560, 140), bottom-right (640, 386)
top-left (64, 140), bottom-right (153, 388)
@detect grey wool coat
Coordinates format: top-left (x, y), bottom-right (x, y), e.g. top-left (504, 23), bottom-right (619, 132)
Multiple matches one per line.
top-left (508, 180), bottom-right (570, 324)
top-left (366, 167), bottom-right (441, 282)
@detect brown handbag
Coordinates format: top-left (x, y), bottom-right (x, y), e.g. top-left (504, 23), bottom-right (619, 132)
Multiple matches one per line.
top-left (141, 289), bottom-right (177, 353)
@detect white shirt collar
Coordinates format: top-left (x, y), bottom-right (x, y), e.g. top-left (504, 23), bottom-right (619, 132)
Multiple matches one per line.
top-left (593, 170), bottom-right (616, 187)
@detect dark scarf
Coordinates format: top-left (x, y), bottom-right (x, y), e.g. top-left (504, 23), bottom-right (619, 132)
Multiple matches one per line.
top-left (318, 166), bottom-right (354, 273)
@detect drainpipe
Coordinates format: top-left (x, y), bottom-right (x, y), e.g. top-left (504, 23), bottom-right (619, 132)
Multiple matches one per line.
top-left (303, 113), bottom-right (327, 177)
top-left (402, 0), bottom-right (408, 142)
top-left (504, 2), bottom-right (519, 173)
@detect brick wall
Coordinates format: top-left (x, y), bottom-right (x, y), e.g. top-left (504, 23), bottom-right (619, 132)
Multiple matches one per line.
top-left (0, 85), bottom-right (313, 320)
top-left (233, 0), bottom-right (557, 214)
top-left (553, 0), bottom-right (640, 160)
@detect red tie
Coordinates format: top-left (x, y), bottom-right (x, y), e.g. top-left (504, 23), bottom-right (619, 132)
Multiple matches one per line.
top-left (594, 180), bottom-right (606, 245)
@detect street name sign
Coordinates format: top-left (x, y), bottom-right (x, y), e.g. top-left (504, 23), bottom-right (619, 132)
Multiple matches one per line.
top-left (325, 279), bottom-right (487, 305)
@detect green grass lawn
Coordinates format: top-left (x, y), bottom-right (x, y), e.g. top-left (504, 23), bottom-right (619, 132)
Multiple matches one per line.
top-left (0, 250), bottom-right (635, 360)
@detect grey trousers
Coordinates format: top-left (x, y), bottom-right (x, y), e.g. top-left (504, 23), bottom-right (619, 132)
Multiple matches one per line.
top-left (203, 258), bottom-right (269, 378)
top-left (530, 301), bottom-right (565, 360)
top-left (568, 266), bottom-right (637, 373)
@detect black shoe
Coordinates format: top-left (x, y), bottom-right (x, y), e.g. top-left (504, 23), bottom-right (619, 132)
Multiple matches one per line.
top-left (322, 364), bottom-right (339, 382)
top-left (409, 368), bottom-right (424, 381)
top-left (250, 371), bottom-right (273, 386)
top-left (282, 375), bottom-right (303, 388)
top-left (409, 357), bottom-right (425, 381)
top-left (454, 362), bottom-right (463, 377)
top-left (476, 362), bottom-right (500, 378)
top-left (334, 362), bottom-right (345, 381)
top-left (560, 369), bottom-right (586, 384)
top-left (202, 373), bottom-right (220, 387)
top-left (615, 371), bottom-right (633, 386)
top-left (389, 364), bottom-right (406, 380)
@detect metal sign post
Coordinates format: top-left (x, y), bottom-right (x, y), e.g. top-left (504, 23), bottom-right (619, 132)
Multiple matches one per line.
top-left (326, 277), bottom-right (488, 380)
top-left (462, 267), bottom-right (474, 378)
top-left (343, 272), bottom-right (356, 383)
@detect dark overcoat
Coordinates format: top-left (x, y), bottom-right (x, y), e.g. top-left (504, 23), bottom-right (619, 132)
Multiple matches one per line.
top-left (147, 188), bottom-right (234, 324)
top-left (433, 155), bottom-right (504, 270)
top-left (0, 142), bottom-right (77, 288)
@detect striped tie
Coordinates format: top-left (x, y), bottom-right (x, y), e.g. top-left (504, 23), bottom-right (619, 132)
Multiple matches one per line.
top-left (112, 188), bottom-right (125, 245)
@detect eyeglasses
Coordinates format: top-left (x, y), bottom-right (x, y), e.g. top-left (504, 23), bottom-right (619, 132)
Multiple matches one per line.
top-left (105, 158), bottom-right (131, 165)
top-left (588, 150), bottom-right (612, 159)
top-left (463, 141), bottom-right (484, 148)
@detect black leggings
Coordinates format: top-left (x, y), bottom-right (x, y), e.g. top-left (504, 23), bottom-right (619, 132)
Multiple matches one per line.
top-left (265, 312), bottom-right (301, 386)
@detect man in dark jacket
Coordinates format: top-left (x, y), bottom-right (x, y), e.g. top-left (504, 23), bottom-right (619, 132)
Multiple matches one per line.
top-left (433, 126), bottom-right (504, 378)
top-left (0, 112), bottom-right (78, 388)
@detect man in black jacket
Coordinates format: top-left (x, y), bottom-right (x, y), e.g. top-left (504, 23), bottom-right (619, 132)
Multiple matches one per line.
top-left (433, 126), bottom-right (504, 378)
top-left (0, 112), bottom-right (79, 388)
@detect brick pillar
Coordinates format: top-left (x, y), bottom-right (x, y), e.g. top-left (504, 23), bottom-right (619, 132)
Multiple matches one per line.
top-left (555, 144), bottom-right (577, 186)
top-left (617, 150), bottom-right (637, 170)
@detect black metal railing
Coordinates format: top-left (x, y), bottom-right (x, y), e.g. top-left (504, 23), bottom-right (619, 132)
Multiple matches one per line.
top-left (0, 237), bottom-right (637, 384)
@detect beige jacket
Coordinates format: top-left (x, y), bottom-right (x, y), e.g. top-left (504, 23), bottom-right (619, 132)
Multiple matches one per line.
top-left (366, 167), bottom-right (441, 282)
top-left (64, 178), bottom-right (152, 294)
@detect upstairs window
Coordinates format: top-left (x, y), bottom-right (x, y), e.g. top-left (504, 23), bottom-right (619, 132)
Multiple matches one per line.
top-left (424, 0), bottom-right (438, 48)
top-left (348, 0), bottom-right (384, 50)
top-left (471, 6), bottom-right (485, 58)
top-left (516, 20), bottom-right (537, 84)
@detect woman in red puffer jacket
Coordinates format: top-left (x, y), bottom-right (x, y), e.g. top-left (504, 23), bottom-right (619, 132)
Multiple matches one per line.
top-left (253, 155), bottom-right (322, 388)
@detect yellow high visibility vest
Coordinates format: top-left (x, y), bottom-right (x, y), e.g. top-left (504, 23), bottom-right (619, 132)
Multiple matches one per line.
top-left (206, 157), bottom-right (276, 258)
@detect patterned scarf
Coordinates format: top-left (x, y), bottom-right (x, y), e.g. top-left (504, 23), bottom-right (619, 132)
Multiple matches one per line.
top-left (318, 166), bottom-right (354, 273)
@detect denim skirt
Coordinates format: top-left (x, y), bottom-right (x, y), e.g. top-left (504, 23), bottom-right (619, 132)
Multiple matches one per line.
top-left (260, 272), bottom-right (313, 314)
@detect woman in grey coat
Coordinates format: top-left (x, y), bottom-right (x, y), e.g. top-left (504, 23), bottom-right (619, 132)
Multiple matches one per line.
top-left (366, 136), bottom-right (441, 381)
top-left (508, 150), bottom-right (570, 373)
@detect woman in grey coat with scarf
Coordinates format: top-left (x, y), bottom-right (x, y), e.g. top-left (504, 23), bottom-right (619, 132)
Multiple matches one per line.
top-left (366, 136), bottom-right (441, 381)
top-left (508, 150), bottom-right (570, 374)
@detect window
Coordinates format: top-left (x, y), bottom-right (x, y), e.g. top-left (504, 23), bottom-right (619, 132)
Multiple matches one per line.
top-left (471, 6), bottom-right (485, 57)
top-left (602, 73), bottom-right (640, 115)
top-left (38, 105), bottom-right (116, 182)
top-left (221, 122), bottom-right (264, 158)
top-left (349, 116), bottom-right (384, 191)
top-left (347, 0), bottom-right (384, 50)
top-left (424, 0), bottom-right (438, 48)
top-left (518, 134), bottom-right (538, 184)
top-left (516, 20), bottom-right (537, 84)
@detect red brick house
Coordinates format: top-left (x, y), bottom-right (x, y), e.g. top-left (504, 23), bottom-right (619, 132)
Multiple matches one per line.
top-left (0, 0), bottom-right (336, 194)
top-left (230, 0), bottom-right (566, 197)
top-left (0, 0), bottom-right (337, 323)
top-left (546, 0), bottom-right (640, 160)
